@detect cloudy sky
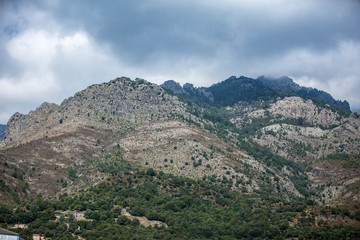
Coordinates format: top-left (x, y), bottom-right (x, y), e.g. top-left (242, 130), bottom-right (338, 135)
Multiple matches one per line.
top-left (0, 0), bottom-right (359, 123)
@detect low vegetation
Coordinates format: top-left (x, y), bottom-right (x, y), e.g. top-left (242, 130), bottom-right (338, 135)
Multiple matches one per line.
top-left (1, 169), bottom-right (359, 240)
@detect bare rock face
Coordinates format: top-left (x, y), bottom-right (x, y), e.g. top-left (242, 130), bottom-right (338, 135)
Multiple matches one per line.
top-left (3, 102), bottom-right (60, 145)
top-left (240, 97), bottom-right (340, 127)
top-left (229, 95), bottom-right (360, 207)
top-left (267, 97), bottom-right (340, 127)
top-left (161, 81), bottom-right (215, 102)
top-left (234, 96), bottom-right (360, 160)
top-left (2, 77), bottom-right (186, 147)
top-left (161, 80), bottom-right (189, 95)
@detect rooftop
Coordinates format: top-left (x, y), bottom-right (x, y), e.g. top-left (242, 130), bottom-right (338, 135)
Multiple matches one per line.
top-left (0, 227), bottom-right (20, 235)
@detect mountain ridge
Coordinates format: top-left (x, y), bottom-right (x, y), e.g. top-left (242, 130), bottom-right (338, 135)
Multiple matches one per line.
top-left (257, 76), bottom-right (350, 112)
top-left (0, 75), bottom-right (360, 239)
top-left (161, 75), bottom-right (351, 112)
top-left (1, 77), bottom-right (185, 148)
top-left (0, 75), bottom-right (359, 210)
top-left (1, 77), bottom-right (294, 203)
top-left (0, 124), bottom-right (6, 141)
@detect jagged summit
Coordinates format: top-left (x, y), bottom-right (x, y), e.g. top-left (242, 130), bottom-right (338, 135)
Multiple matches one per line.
top-left (257, 75), bottom-right (302, 93)
top-left (257, 76), bottom-right (350, 111)
top-left (2, 77), bottom-right (185, 147)
top-left (160, 75), bottom-right (351, 112)
top-left (161, 80), bottom-right (189, 96)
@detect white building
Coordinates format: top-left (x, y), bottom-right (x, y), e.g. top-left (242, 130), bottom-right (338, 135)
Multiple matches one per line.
top-left (0, 228), bottom-right (24, 240)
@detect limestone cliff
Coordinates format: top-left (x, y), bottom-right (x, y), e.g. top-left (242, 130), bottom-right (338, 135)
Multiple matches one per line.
top-left (2, 77), bottom-right (185, 147)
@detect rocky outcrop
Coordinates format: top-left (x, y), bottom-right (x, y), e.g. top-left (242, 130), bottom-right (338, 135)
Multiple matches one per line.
top-left (183, 83), bottom-right (214, 101)
top-left (258, 76), bottom-right (302, 93)
top-left (4, 102), bottom-right (59, 143)
top-left (2, 77), bottom-right (186, 147)
top-left (232, 97), bottom-right (341, 128)
top-left (160, 80), bottom-right (189, 95)
top-left (267, 97), bottom-right (341, 127)
top-left (257, 76), bottom-right (350, 112)
top-left (161, 81), bottom-right (214, 102)
top-left (0, 124), bottom-right (6, 140)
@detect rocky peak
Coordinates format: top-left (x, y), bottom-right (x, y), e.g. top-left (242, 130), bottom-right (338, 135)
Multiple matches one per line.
top-left (161, 81), bottom-right (214, 102)
top-left (257, 75), bottom-right (302, 93)
top-left (160, 80), bottom-right (189, 95)
top-left (257, 76), bottom-right (350, 112)
top-left (183, 83), bottom-right (195, 92)
top-left (2, 77), bottom-right (186, 147)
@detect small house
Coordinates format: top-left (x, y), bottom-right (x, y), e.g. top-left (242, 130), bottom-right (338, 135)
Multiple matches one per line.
top-left (0, 227), bottom-right (24, 240)
top-left (32, 234), bottom-right (46, 240)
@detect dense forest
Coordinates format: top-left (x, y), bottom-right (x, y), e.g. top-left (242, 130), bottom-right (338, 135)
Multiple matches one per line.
top-left (1, 167), bottom-right (360, 240)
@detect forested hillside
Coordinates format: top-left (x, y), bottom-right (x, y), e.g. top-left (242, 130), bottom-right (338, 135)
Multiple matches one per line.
top-left (2, 169), bottom-right (360, 240)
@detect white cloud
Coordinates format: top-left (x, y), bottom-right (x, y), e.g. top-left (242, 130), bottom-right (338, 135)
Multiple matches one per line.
top-left (7, 30), bottom-right (58, 67)
top-left (0, 28), bottom-right (128, 123)
top-left (233, 40), bottom-right (360, 106)
top-left (1, 0), bottom-right (359, 123)
top-left (0, 72), bottom-right (57, 101)
top-left (285, 41), bottom-right (360, 105)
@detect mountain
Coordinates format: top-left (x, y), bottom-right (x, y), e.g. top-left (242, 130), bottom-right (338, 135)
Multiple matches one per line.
top-left (0, 124), bottom-right (5, 140)
top-left (257, 76), bottom-right (351, 112)
top-left (161, 75), bottom-right (351, 113)
top-left (207, 76), bottom-right (282, 106)
top-left (257, 75), bottom-right (302, 93)
top-left (2, 77), bottom-right (293, 203)
top-left (1, 76), bottom-right (359, 204)
top-left (1, 76), bottom-right (360, 239)
top-left (162, 76), bottom-right (280, 106)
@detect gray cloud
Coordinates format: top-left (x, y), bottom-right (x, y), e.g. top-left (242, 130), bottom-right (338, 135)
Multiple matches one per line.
top-left (0, 0), bottom-right (359, 123)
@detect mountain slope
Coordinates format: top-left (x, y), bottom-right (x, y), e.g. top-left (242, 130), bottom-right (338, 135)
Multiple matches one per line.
top-left (3, 169), bottom-right (360, 240)
top-left (161, 77), bottom-right (359, 208)
top-left (1, 77), bottom-right (303, 205)
top-left (1, 75), bottom-right (360, 239)
top-left (0, 76), bottom-right (359, 211)
top-left (2, 77), bottom-right (185, 147)
top-left (0, 124), bottom-right (5, 140)
top-left (229, 96), bottom-right (360, 207)
top-left (0, 77), bottom-right (188, 202)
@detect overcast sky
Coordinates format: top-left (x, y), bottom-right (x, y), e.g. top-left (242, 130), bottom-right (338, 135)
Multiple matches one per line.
top-left (0, 0), bottom-right (359, 123)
